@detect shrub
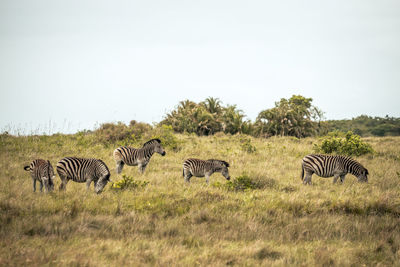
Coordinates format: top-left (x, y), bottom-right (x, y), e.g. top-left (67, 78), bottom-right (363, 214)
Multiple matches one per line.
top-left (239, 136), bottom-right (256, 153)
top-left (313, 131), bottom-right (374, 156)
top-left (150, 125), bottom-right (182, 152)
top-left (225, 174), bottom-right (261, 191)
top-left (94, 121), bottom-right (152, 146)
top-left (111, 175), bottom-right (149, 190)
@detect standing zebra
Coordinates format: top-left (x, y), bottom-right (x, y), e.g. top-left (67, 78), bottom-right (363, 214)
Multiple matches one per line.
top-left (24, 159), bottom-right (55, 192)
top-left (113, 138), bottom-right (166, 174)
top-left (57, 157), bottom-right (111, 194)
top-left (183, 158), bottom-right (230, 184)
top-left (301, 154), bottom-right (369, 185)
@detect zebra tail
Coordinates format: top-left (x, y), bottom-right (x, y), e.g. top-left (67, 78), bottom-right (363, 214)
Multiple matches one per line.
top-left (24, 166), bottom-right (30, 171)
top-left (182, 168), bottom-right (184, 177)
top-left (300, 165), bottom-right (304, 181)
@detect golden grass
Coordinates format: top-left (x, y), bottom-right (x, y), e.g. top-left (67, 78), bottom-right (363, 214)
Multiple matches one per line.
top-left (0, 133), bottom-right (400, 266)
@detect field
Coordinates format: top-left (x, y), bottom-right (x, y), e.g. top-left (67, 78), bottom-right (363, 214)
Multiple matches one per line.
top-left (1, 133), bottom-right (400, 266)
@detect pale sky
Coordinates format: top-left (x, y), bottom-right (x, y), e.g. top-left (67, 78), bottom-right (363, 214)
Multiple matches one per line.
top-left (1, 0), bottom-right (399, 134)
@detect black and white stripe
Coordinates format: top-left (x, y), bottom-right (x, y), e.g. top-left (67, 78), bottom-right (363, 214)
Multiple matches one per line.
top-left (24, 159), bottom-right (55, 192)
top-left (301, 154), bottom-right (369, 185)
top-left (113, 139), bottom-right (166, 174)
top-left (183, 158), bottom-right (230, 184)
top-left (56, 157), bottom-right (111, 194)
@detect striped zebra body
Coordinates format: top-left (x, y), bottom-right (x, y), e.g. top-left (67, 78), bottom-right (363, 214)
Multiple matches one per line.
top-left (24, 159), bottom-right (55, 192)
top-left (183, 158), bottom-right (230, 184)
top-left (56, 157), bottom-right (111, 194)
top-left (113, 139), bottom-right (166, 174)
top-left (301, 154), bottom-right (369, 185)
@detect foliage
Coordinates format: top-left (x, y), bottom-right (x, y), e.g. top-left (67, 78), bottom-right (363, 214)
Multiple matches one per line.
top-left (111, 175), bottom-right (149, 190)
top-left (160, 97), bottom-right (251, 136)
top-left (94, 120), bottom-right (152, 146)
top-left (224, 174), bottom-right (263, 191)
top-left (313, 131), bottom-right (374, 156)
top-left (148, 125), bottom-right (182, 152)
top-left (327, 115), bottom-right (400, 137)
top-left (255, 95), bottom-right (325, 138)
top-left (239, 136), bottom-right (257, 153)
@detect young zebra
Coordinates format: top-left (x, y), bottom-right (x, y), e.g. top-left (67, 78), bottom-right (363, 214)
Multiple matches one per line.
top-left (57, 157), bottom-right (111, 194)
top-left (24, 159), bottom-right (55, 192)
top-left (301, 154), bottom-right (369, 185)
top-left (183, 158), bottom-right (230, 184)
top-left (113, 138), bottom-right (166, 174)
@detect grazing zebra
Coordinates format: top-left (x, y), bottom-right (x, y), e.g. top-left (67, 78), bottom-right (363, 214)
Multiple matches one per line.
top-left (183, 158), bottom-right (230, 184)
top-left (24, 159), bottom-right (55, 192)
top-left (56, 157), bottom-right (111, 194)
top-left (301, 154), bottom-right (369, 185)
top-left (113, 138), bottom-right (166, 174)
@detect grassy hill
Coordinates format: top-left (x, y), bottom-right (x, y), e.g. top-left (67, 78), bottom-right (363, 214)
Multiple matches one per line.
top-left (1, 133), bottom-right (399, 266)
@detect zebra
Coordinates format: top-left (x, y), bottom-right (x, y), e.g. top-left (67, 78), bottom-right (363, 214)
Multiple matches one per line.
top-left (56, 157), bottom-right (111, 194)
top-left (183, 158), bottom-right (230, 184)
top-left (301, 154), bottom-right (369, 185)
top-left (113, 138), bottom-right (166, 174)
top-left (24, 159), bottom-right (55, 192)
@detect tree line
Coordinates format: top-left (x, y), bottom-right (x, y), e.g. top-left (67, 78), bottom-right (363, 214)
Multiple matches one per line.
top-left (90, 95), bottom-right (399, 141)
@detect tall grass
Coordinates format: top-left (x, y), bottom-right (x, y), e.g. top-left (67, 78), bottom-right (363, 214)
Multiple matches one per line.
top-left (0, 133), bottom-right (399, 266)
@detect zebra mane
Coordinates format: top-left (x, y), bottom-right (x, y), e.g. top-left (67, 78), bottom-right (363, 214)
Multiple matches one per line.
top-left (142, 138), bottom-right (161, 147)
top-left (207, 159), bottom-right (230, 168)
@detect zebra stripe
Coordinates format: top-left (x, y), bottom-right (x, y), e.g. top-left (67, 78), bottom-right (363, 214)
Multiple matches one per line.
top-left (56, 157), bottom-right (111, 194)
top-left (183, 158), bottom-right (230, 184)
top-left (113, 138), bottom-right (166, 174)
top-left (24, 159), bottom-right (55, 192)
top-left (301, 154), bottom-right (369, 185)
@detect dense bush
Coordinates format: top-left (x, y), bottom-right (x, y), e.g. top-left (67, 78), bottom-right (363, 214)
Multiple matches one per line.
top-left (327, 115), bottom-right (400, 137)
top-left (239, 136), bottom-right (256, 153)
top-left (94, 120), bottom-right (152, 146)
top-left (148, 125), bottom-right (182, 152)
top-left (313, 131), bottom-right (374, 156)
top-left (111, 175), bottom-right (149, 190)
top-left (255, 95), bottom-right (325, 138)
top-left (160, 97), bottom-right (252, 136)
top-left (223, 174), bottom-right (268, 191)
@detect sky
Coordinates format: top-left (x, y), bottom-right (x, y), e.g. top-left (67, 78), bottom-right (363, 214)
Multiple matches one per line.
top-left (1, 0), bottom-right (399, 134)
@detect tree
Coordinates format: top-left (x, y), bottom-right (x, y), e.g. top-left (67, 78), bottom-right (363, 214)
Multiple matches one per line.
top-left (255, 95), bottom-right (324, 138)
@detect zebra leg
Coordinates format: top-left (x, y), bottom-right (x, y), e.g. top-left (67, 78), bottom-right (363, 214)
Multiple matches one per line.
top-left (340, 175), bottom-right (346, 183)
top-left (39, 180), bottom-right (43, 192)
top-left (333, 174), bottom-right (340, 184)
top-left (183, 170), bottom-right (192, 183)
top-left (303, 171), bottom-right (313, 185)
top-left (86, 179), bottom-right (92, 191)
top-left (116, 161), bottom-right (124, 174)
top-left (139, 163), bottom-right (147, 174)
top-left (32, 179), bottom-right (36, 192)
top-left (206, 175), bottom-right (210, 185)
top-left (59, 174), bottom-right (68, 191)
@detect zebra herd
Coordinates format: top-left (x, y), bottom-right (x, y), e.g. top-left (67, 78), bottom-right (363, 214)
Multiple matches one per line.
top-left (23, 138), bottom-right (369, 194)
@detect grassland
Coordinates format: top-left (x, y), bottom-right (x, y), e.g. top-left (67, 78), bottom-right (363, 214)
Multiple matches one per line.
top-left (1, 133), bottom-right (400, 266)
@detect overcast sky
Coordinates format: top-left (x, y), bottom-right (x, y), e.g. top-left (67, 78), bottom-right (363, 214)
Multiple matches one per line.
top-left (1, 0), bottom-right (399, 134)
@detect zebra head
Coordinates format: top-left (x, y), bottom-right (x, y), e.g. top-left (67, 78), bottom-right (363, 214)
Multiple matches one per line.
top-left (209, 159), bottom-right (230, 180)
top-left (95, 174), bottom-right (111, 194)
top-left (357, 168), bottom-right (369, 183)
top-left (143, 138), bottom-right (166, 156)
top-left (43, 161), bottom-right (55, 192)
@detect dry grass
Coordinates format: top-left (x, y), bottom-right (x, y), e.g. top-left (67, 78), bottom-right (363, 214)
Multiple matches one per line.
top-left (0, 133), bottom-right (399, 266)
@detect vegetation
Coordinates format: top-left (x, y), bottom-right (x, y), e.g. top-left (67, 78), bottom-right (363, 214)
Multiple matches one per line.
top-left (111, 175), bottom-right (149, 191)
top-left (160, 97), bottom-right (253, 136)
top-left (314, 131), bottom-right (374, 156)
top-left (327, 115), bottom-right (400, 137)
top-left (255, 95), bottom-right (325, 138)
top-left (1, 131), bottom-right (399, 266)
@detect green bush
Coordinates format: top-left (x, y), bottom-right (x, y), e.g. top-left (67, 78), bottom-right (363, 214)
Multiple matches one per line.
top-left (111, 175), bottom-right (149, 190)
top-left (239, 136), bottom-right (256, 153)
top-left (150, 125), bottom-right (182, 152)
top-left (224, 174), bottom-right (261, 191)
top-left (313, 131), bottom-right (374, 156)
top-left (93, 121), bottom-right (152, 147)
